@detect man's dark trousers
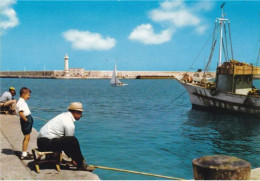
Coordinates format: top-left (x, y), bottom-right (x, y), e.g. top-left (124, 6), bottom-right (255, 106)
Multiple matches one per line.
top-left (37, 136), bottom-right (84, 166)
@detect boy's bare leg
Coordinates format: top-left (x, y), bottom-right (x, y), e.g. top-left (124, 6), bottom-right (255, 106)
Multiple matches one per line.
top-left (22, 134), bottom-right (30, 152)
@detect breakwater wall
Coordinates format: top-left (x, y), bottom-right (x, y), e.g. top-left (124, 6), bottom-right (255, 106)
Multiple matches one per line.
top-left (0, 71), bottom-right (55, 79)
top-left (0, 70), bottom-right (216, 79)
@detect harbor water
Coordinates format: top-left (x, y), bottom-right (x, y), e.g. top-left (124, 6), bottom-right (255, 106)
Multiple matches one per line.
top-left (1, 78), bottom-right (260, 180)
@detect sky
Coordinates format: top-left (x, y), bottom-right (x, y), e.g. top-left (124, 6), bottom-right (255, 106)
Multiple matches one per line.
top-left (0, 0), bottom-right (259, 71)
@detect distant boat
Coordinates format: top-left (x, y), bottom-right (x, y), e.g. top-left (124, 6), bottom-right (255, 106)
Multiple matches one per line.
top-left (176, 3), bottom-right (260, 114)
top-left (110, 64), bottom-right (128, 87)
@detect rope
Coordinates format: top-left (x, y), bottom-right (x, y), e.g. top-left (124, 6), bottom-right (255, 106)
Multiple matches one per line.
top-left (228, 22), bottom-right (234, 60)
top-left (185, 21), bottom-right (220, 78)
top-left (185, 25), bottom-right (215, 75)
top-left (34, 116), bottom-right (49, 122)
top-left (170, 90), bottom-right (187, 103)
top-left (31, 107), bottom-right (53, 110)
top-left (222, 38), bottom-right (228, 62)
top-left (203, 22), bottom-right (219, 77)
top-left (223, 22), bottom-right (229, 61)
top-left (31, 107), bottom-right (64, 112)
top-left (256, 47), bottom-right (260, 66)
top-left (91, 165), bottom-right (185, 180)
top-left (205, 40), bottom-right (217, 73)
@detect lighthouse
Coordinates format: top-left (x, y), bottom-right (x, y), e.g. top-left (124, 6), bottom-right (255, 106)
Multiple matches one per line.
top-left (64, 53), bottom-right (69, 77)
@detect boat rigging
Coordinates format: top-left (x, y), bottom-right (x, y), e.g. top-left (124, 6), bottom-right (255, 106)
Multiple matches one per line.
top-left (176, 3), bottom-right (260, 114)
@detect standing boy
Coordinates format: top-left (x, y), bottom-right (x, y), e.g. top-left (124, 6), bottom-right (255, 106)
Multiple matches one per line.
top-left (16, 87), bottom-right (33, 160)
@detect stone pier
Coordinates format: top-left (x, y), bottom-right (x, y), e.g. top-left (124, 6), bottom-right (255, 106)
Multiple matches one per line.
top-left (0, 114), bottom-right (99, 180)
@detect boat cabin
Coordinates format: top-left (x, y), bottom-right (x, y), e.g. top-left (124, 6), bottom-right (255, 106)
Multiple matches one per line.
top-left (216, 60), bottom-right (260, 95)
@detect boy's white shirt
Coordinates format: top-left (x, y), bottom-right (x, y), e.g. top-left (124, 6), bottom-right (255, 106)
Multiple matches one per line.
top-left (16, 98), bottom-right (31, 116)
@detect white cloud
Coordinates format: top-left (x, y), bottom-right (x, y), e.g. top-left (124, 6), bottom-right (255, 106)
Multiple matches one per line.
top-left (150, 9), bottom-right (200, 27)
top-left (149, 0), bottom-right (204, 28)
top-left (193, 1), bottom-right (214, 12)
top-left (63, 30), bottom-right (116, 51)
top-left (160, 0), bottom-right (184, 10)
top-left (129, 0), bottom-right (214, 45)
top-left (196, 25), bottom-right (207, 35)
top-left (128, 24), bottom-right (174, 45)
top-left (0, 0), bottom-right (19, 31)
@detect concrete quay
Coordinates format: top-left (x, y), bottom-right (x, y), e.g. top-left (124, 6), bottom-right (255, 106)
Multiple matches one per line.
top-left (0, 114), bottom-right (99, 180)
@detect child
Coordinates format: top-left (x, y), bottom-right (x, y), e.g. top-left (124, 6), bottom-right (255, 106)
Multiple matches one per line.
top-left (16, 87), bottom-right (33, 160)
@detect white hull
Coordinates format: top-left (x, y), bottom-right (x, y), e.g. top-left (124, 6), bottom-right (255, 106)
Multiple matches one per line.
top-left (111, 83), bottom-right (128, 87)
top-left (179, 80), bottom-right (260, 114)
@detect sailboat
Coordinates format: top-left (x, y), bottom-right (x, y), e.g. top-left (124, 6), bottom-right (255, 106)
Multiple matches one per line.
top-left (110, 64), bottom-right (128, 86)
top-left (177, 3), bottom-right (260, 114)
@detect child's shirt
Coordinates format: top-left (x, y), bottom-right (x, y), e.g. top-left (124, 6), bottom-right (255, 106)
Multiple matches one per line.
top-left (16, 98), bottom-right (31, 116)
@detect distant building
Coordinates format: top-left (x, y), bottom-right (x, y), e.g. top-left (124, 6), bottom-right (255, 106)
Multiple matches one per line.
top-left (70, 68), bottom-right (85, 77)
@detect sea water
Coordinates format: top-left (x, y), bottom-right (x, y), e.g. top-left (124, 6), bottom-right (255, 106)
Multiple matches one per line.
top-left (1, 78), bottom-right (260, 180)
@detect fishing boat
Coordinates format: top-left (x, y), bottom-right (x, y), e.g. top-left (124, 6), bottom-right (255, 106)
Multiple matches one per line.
top-left (177, 3), bottom-right (260, 114)
top-left (110, 64), bottom-right (128, 87)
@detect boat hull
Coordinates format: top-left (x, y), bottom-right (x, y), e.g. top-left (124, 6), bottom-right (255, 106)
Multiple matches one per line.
top-left (111, 83), bottom-right (128, 87)
top-left (179, 80), bottom-right (260, 114)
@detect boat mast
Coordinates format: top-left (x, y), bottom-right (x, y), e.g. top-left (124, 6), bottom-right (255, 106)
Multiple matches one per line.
top-left (114, 64), bottom-right (117, 83)
top-left (218, 2), bottom-right (228, 67)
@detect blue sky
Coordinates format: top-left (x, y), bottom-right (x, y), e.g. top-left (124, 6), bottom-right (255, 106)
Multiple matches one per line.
top-left (0, 0), bottom-right (259, 71)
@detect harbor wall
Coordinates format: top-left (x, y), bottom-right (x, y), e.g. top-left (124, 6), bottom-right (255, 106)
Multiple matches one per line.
top-left (0, 70), bottom-right (216, 79)
top-left (0, 71), bottom-right (55, 78)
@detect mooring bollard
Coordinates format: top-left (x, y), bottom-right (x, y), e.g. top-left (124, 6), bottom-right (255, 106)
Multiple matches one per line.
top-left (192, 155), bottom-right (251, 180)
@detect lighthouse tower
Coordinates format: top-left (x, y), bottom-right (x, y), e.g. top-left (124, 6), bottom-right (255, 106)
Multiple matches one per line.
top-left (64, 53), bottom-right (69, 77)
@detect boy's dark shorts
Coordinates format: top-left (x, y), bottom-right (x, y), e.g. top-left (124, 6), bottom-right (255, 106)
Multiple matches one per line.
top-left (20, 115), bottom-right (34, 135)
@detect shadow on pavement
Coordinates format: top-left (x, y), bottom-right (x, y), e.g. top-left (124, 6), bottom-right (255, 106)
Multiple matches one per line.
top-left (1, 148), bottom-right (17, 156)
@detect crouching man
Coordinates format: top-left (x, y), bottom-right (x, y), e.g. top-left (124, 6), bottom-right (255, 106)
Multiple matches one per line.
top-left (0, 87), bottom-right (17, 114)
top-left (37, 102), bottom-right (95, 171)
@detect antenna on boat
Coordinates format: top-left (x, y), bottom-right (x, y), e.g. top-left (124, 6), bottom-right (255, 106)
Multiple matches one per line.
top-left (221, 2), bottom-right (225, 17)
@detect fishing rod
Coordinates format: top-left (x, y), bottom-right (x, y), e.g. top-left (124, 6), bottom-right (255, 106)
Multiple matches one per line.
top-left (91, 165), bottom-right (185, 180)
